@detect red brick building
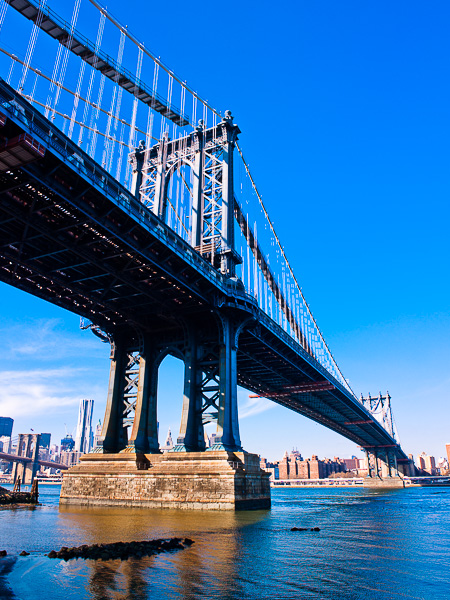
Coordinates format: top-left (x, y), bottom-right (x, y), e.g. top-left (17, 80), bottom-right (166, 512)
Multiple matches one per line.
top-left (276, 452), bottom-right (346, 480)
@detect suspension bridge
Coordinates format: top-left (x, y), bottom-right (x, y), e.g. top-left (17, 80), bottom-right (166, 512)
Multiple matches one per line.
top-left (0, 0), bottom-right (412, 508)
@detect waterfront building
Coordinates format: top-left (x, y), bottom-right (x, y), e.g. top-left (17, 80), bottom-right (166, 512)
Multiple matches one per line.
top-left (260, 458), bottom-right (279, 481)
top-left (48, 445), bottom-right (59, 463)
top-left (60, 450), bottom-right (82, 467)
top-left (0, 435), bottom-right (11, 453)
top-left (38, 446), bottom-right (50, 461)
top-left (343, 457), bottom-right (359, 471)
top-left (446, 444), bottom-right (450, 465)
top-left (74, 399), bottom-right (94, 454)
top-left (416, 452), bottom-right (436, 475)
top-left (437, 457), bottom-right (449, 475)
top-left (276, 451), bottom-right (347, 480)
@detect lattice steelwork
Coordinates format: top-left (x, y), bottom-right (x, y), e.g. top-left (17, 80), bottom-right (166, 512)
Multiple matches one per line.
top-left (197, 346), bottom-right (220, 426)
top-left (201, 131), bottom-right (225, 261)
top-left (122, 350), bottom-right (140, 432)
top-left (133, 112), bottom-right (239, 276)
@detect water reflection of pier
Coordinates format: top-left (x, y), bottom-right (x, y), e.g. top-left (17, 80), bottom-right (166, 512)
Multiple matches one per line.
top-left (59, 506), bottom-right (268, 599)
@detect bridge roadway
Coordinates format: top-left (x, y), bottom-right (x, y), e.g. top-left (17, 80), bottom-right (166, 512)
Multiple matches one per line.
top-left (0, 80), bottom-right (408, 462)
top-left (0, 451), bottom-right (69, 470)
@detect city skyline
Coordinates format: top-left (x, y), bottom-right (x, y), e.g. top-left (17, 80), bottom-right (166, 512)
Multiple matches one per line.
top-left (0, 0), bottom-right (449, 460)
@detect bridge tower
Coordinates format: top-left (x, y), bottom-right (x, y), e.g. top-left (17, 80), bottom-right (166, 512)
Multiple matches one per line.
top-left (360, 393), bottom-right (414, 486)
top-left (11, 433), bottom-right (41, 485)
top-left (60, 114), bottom-right (270, 510)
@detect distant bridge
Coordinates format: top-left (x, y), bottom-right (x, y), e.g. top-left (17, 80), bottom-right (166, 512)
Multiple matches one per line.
top-left (0, 450), bottom-right (68, 471)
top-left (0, 433), bottom-right (68, 485)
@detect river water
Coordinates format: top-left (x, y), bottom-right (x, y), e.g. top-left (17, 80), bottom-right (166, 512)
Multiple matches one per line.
top-left (0, 485), bottom-right (449, 599)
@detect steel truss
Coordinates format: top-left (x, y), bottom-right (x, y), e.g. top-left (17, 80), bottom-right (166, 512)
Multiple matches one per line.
top-left (130, 111), bottom-right (241, 276)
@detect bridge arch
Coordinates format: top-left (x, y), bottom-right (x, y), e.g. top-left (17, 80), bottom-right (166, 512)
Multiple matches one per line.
top-left (161, 160), bottom-right (195, 245)
top-left (155, 351), bottom-right (186, 450)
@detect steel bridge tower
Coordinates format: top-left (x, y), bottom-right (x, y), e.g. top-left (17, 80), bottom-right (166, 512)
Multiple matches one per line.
top-left (61, 114), bottom-right (271, 509)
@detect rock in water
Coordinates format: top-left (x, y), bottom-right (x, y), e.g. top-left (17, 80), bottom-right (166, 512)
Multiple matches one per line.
top-left (47, 538), bottom-right (193, 561)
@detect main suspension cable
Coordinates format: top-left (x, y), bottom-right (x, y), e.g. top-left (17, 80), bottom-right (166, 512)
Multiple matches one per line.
top-left (235, 141), bottom-right (353, 394)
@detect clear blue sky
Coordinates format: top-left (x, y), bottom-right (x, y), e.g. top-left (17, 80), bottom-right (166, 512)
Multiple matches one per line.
top-left (0, 0), bottom-right (449, 462)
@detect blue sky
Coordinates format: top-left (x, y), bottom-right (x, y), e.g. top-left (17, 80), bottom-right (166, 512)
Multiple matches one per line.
top-left (0, 0), bottom-right (449, 461)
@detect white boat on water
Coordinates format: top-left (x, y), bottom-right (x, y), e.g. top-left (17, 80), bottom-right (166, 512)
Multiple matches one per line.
top-left (35, 475), bottom-right (63, 485)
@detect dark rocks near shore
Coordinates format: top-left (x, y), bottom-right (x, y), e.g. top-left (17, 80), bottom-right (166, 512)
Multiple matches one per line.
top-left (290, 527), bottom-right (321, 532)
top-left (0, 485), bottom-right (39, 506)
top-left (46, 538), bottom-right (195, 561)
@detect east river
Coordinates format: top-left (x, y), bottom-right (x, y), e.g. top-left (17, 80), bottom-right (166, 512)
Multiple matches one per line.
top-left (0, 485), bottom-right (449, 599)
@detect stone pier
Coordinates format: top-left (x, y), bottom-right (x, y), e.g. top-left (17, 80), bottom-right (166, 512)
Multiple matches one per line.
top-left (362, 447), bottom-right (406, 489)
top-left (60, 451), bottom-right (271, 510)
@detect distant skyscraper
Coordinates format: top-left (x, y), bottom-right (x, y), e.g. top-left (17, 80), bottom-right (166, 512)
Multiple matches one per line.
top-left (74, 399), bottom-right (94, 454)
top-left (446, 444), bottom-right (450, 465)
top-left (40, 433), bottom-right (51, 448)
top-left (61, 434), bottom-right (75, 451)
top-left (0, 417), bottom-right (13, 438)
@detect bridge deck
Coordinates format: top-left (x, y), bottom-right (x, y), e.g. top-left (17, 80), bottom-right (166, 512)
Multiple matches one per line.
top-left (0, 80), bottom-right (407, 459)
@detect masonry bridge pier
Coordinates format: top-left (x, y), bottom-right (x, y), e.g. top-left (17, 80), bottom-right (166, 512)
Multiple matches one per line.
top-left (0, 0), bottom-right (414, 509)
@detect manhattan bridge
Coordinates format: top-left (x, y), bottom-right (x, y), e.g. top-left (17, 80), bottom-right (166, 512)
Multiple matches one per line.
top-left (0, 0), bottom-right (412, 505)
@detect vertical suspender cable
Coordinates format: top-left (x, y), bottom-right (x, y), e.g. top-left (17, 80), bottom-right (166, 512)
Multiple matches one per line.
top-left (68, 60), bottom-right (86, 139)
top-left (125, 45), bottom-right (144, 183)
top-left (45, 43), bottom-right (63, 118)
top-left (192, 94), bottom-right (197, 127)
top-left (102, 27), bottom-right (126, 169)
top-left (6, 56), bottom-right (15, 84)
top-left (78, 10), bottom-right (106, 147)
top-left (18, 0), bottom-right (47, 94)
top-left (145, 61), bottom-right (159, 146)
top-left (29, 69), bottom-right (39, 102)
top-left (0, 0), bottom-right (8, 34)
top-left (50, 0), bottom-right (81, 119)
top-left (88, 70), bottom-right (105, 157)
top-left (115, 120), bottom-right (126, 182)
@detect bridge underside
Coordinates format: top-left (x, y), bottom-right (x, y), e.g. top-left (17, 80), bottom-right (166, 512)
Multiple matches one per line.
top-left (0, 82), bottom-right (410, 503)
top-left (0, 148), bottom-right (406, 453)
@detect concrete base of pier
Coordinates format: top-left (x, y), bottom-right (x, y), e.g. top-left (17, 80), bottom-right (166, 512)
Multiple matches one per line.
top-left (60, 451), bottom-right (271, 510)
top-left (363, 476), bottom-right (405, 489)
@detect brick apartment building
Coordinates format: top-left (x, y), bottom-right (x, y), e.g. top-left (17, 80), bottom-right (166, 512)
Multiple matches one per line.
top-left (276, 451), bottom-right (347, 480)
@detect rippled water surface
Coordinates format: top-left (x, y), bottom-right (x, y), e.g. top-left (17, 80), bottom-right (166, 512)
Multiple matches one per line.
top-left (1, 485), bottom-right (449, 599)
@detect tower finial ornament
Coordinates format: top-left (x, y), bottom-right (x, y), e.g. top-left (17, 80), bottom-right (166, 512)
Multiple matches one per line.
top-left (223, 110), bottom-right (233, 123)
